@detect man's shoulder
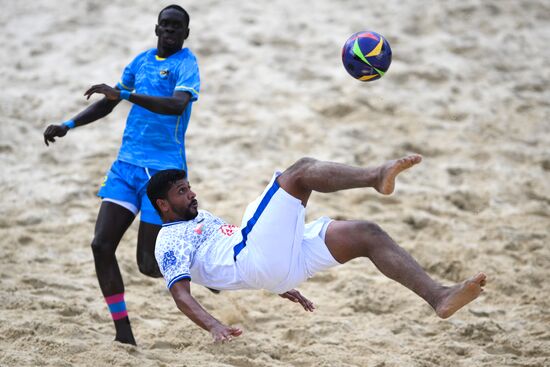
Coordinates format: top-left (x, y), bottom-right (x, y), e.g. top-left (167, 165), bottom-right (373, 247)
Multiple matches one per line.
top-left (173, 48), bottom-right (198, 64)
top-left (155, 221), bottom-right (188, 256)
top-left (137, 48), bottom-right (156, 57)
top-left (129, 48), bottom-right (156, 65)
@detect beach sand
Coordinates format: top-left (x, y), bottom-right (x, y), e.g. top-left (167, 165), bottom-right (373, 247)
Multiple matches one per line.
top-left (1, 0), bottom-right (549, 366)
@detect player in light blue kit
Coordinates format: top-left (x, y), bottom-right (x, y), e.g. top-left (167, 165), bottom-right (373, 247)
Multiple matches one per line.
top-left (43, 5), bottom-right (199, 345)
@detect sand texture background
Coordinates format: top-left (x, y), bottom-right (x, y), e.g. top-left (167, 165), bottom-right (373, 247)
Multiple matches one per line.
top-left (1, 0), bottom-right (549, 366)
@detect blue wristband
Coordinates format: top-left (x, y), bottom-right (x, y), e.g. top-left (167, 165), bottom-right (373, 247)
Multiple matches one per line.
top-left (63, 120), bottom-right (76, 129)
top-left (119, 90), bottom-right (131, 100)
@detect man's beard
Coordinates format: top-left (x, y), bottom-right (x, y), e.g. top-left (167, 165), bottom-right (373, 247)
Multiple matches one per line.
top-left (170, 202), bottom-right (198, 221)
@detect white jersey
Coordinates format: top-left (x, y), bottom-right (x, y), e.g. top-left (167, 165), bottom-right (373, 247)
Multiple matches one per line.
top-left (156, 173), bottom-right (339, 294)
top-left (155, 210), bottom-right (254, 290)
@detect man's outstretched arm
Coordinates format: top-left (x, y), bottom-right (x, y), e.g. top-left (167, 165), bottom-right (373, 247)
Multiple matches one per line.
top-left (43, 89), bottom-right (121, 146)
top-left (84, 84), bottom-right (191, 116)
top-left (170, 280), bottom-right (242, 343)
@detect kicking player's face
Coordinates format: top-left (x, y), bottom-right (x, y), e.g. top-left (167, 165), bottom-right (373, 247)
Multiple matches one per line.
top-left (165, 179), bottom-right (198, 221)
top-left (156, 9), bottom-right (189, 53)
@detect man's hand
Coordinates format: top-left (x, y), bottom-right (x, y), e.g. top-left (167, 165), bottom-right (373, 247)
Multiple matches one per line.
top-left (43, 124), bottom-right (69, 146)
top-left (84, 84), bottom-right (121, 101)
top-left (279, 289), bottom-right (315, 312)
top-left (209, 323), bottom-right (242, 343)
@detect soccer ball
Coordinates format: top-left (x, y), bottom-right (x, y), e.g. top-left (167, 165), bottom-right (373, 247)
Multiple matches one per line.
top-left (342, 31), bottom-right (392, 82)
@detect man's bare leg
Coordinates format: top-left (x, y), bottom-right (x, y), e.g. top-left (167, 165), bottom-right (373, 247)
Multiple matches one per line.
top-left (277, 154), bottom-right (422, 206)
top-left (91, 201), bottom-right (136, 345)
top-left (277, 154), bottom-right (485, 317)
top-left (325, 220), bottom-right (486, 319)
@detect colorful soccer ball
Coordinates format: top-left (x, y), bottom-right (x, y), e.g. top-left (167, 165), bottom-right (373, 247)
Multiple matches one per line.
top-left (342, 31), bottom-right (392, 82)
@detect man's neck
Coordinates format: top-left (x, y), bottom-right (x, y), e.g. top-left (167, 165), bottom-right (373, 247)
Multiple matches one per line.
top-left (157, 45), bottom-right (182, 59)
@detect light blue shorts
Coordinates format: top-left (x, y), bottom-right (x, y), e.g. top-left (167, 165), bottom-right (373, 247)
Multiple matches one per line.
top-left (97, 160), bottom-right (162, 225)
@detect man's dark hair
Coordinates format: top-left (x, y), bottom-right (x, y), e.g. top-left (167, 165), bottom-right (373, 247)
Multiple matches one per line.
top-left (158, 4), bottom-right (190, 25)
top-left (147, 169), bottom-right (187, 215)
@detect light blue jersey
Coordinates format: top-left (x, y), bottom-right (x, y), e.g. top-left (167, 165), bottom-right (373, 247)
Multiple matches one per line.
top-left (116, 48), bottom-right (200, 171)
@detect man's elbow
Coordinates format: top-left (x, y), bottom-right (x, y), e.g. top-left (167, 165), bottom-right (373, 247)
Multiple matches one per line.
top-left (173, 101), bottom-right (188, 115)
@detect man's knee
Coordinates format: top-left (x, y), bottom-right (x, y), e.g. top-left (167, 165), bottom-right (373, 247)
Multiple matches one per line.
top-left (289, 157), bottom-right (317, 174)
top-left (356, 220), bottom-right (386, 236)
top-left (282, 157), bottom-right (317, 185)
top-left (354, 220), bottom-right (389, 254)
top-left (91, 235), bottom-right (116, 258)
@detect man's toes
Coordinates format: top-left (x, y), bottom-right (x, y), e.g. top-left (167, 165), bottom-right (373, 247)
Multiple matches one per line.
top-left (473, 272), bottom-right (486, 284)
top-left (411, 155), bottom-right (422, 164)
top-left (402, 155), bottom-right (422, 167)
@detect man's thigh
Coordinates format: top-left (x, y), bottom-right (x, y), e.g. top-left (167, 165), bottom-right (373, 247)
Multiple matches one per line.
top-left (238, 173), bottom-right (305, 259)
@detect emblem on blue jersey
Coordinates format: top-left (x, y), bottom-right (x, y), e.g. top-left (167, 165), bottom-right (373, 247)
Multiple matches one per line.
top-left (162, 250), bottom-right (177, 271)
top-left (160, 69), bottom-right (170, 79)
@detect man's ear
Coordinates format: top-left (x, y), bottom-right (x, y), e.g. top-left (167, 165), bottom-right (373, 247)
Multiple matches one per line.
top-left (155, 24), bottom-right (159, 37)
top-left (183, 28), bottom-right (189, 40)
top-left (156, 198), bottom-right (169, 213)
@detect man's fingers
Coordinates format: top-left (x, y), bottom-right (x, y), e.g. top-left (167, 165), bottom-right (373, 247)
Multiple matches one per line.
top-left (85, 84), bottom-right (102, 94)
top-left (230, 327), bottom-right (243, 336)
top-left (44, 129), bottom-right (51, 146)
top-left (84, 86), bottom-right (96, 96)
top-left (287, 295), bottom-right (299, 303)
top-left (85, 85), bottom-right (103, 99)
top-left (213, 327), bottom-right (242, 344)
top-left (85, 89), bottom-right (97, 100)
top-left (281, 290), bottom-right (315, 311)
top-left (214, 334), bottom-right (226, 343)
top-left (294, 293), bottom-right (315, 311)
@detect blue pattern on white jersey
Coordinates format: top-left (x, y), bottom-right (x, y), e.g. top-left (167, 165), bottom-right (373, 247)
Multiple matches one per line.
top-left (155, 210), bottom-right (253, 290)
top-left (116, 48), bottom-right (200, 171)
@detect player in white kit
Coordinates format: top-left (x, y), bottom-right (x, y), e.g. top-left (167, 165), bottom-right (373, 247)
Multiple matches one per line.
top-left (148, 155), bottom-right (487, 343)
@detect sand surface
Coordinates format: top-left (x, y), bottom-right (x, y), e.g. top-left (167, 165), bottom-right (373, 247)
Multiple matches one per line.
top-left (1, 0), bottom-right (549, 366)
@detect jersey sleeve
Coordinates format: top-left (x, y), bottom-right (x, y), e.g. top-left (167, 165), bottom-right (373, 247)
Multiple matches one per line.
top-left (155, 229), bottom-right (193, 289)
top-left (174, 53), bottom-right (200, 101)
top-left (116, 51), bottom-right (147, 91)
top-left (116, 64), bottom-right (136, 92)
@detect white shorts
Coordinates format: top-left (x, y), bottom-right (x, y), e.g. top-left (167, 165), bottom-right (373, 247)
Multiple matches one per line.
top-left (235, 172), bottom-right (339, 294)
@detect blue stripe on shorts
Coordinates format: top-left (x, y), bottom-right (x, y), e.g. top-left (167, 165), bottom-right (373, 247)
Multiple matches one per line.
top-left (233, 178), bottom-right (280, 261)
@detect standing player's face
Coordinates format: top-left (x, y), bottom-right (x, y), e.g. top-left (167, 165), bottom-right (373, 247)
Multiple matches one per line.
top-left (165, 179), bottom-right (198, 221)
top-left (156, 9), bottom-right (189, 52)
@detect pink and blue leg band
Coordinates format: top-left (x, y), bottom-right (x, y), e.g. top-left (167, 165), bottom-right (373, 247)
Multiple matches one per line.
top-left (105, 293), bottom-right (128, 320)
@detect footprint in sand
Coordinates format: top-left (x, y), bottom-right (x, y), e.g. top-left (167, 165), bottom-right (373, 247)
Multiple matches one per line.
top-left (18, 235), bottom-right (33, 246)
top-left (445, 190), bottom-right (489, 213)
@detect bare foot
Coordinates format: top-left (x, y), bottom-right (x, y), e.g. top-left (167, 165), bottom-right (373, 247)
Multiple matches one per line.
top-left (435, 272), bottom-right (487, 319)
top-left (375, 154), bottom-right (423, 195)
